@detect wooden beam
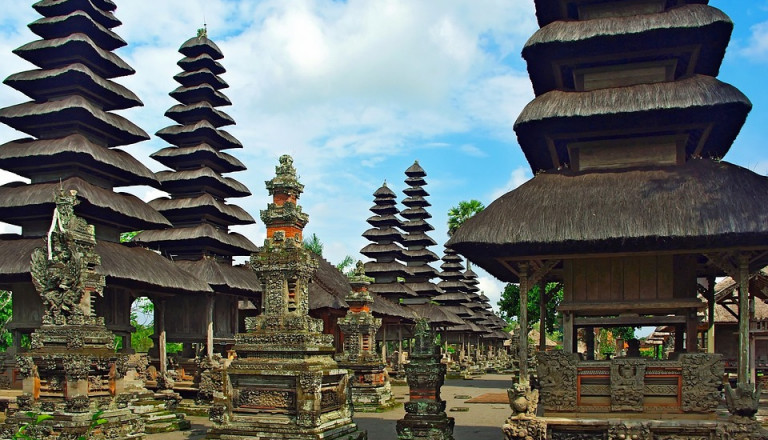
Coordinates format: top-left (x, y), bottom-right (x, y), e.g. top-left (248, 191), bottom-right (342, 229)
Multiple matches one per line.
top-left (574, 315), bottom-right (687, 327)
top-left (739, 253), bottom-right (751, 386)
top-left (518, 262), bottom-right (529, 386)
top-left (539, 279), bottom-right (547, 351)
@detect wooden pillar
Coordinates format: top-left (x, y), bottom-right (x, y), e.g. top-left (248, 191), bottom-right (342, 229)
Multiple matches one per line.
top-left (674, 324), bottom-right (684, 353)
top-left (398, 325), bottom-right (403, 367)
top-left (206, 295), bottom-right (215, 359)
top-left (538, 279), bottom-right (546, 351)
top-left (738, 254), bottom-right (750, 386)
top-left (585, 326), bottom-right (595, 360)
top-left (706, 275), bottom-right (716, 354)
top-left (563, 312), bottom-right (574, 353)
top-left (157, 299), bottom-right (167, 376)
top-left (686, 309), bottom-right (698, 353)
top-left (518, 263), bottom-right (529, 386)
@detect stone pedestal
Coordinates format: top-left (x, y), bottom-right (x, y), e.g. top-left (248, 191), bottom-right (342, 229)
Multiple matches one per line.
top-left (396, 320), bottom-right (454, 440)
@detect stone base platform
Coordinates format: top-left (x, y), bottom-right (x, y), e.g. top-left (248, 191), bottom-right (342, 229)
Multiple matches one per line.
top-left (206, 419), bottom-right (367, 440)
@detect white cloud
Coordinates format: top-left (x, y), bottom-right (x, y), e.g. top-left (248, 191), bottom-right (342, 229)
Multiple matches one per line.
top-left (459, 144), bottom-right (487, 157)
top-left (488, 166), bottom-right (531, 201)
top-left (739, 21), bottom-right (768, 60)
top-left (477, 273), bottom-right (506, 312)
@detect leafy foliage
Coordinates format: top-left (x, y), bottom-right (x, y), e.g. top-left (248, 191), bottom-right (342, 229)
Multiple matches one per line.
top-left (130, 298), bottom-right (181, 354)
top-left (497, 282), bottom-right (563, 334)
top-left (119, 231), bottom-right (141, 243)
top-left (0, 290), bottom-right (12, 352)
top-left (336, 255), bottom-right (354, 274)
top-left (447, 200), bottom-right (485, 237)
top-left (303, 233), bottom-right (323, 256)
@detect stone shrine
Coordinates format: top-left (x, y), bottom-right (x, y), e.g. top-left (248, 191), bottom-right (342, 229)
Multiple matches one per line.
top-left (206, 155), bottom-right (365, 440)
top-left (336, 264), bottom-right (395, 411)
top-left (1, 190), bottom-right (142, 439)
top-left (396, 319), bottom-right (454, 440)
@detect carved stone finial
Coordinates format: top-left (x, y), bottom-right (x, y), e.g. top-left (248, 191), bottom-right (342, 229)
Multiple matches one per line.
top-left (725, 383), bottom-right (761, 418)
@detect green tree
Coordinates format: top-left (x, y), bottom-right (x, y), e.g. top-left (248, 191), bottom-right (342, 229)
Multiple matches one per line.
top-left (303, 233), bottom-right (323, 256)
top-left (497, 282), bottom-right (563, 334)
top-left (0, 290), bottom-right (11, 351)
top-left (336, 255), bottom-right (354, 274)
top-left (447, 199), bottom-right (485, 237)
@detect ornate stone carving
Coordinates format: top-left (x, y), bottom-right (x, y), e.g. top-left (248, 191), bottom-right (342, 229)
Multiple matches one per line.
top-left (536, 351), bottom-right (578, 411)
top-left (63, 355), bottom-right (91, 381)
top-left (610, 358), bottom-right (645, 412)
top-left (16, 355), bottom-right (35, 378)
top-left (30, 190), bottom-right (105, 326)
top-left (607, 422), bottom-right (651, 440)
top-left (508, 383), bottom-right (539, 417)
top-left (724, 383), bottom-right (761, 418)
top-left (503, 416), bottom-right (546, 440)
top-left (680, 353), bottom-right (723, 413)
top-left (65, 395), bottom-right (90, 413)
top-left (550, 432), bottom-right (601, 440)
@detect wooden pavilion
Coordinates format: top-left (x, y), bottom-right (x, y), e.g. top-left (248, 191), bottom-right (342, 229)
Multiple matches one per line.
top-left (448, 0), bottom-right (768, 438)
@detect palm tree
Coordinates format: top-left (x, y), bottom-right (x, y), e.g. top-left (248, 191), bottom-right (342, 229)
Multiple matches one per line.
top-left (447, 200), bottom-right (485, 237)
top-left (303, 233), bottom-right (324, 256)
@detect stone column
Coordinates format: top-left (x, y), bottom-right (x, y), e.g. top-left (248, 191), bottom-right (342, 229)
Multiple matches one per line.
top-left (157, 299), bottom-right (167, 378)
top-left (538, 279), bottom-right (546, 351)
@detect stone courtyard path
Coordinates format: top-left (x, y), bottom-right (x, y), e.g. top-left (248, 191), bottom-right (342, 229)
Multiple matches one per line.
top-left (147, 373), bottom-right (513, 440)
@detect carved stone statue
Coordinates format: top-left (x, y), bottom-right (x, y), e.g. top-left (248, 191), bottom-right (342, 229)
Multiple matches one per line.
top-left (610, 358), bottom-right (645, 412)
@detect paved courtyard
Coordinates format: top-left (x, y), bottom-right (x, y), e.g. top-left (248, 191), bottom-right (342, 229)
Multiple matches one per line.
top-left (148, 373), bottom-right (514, 440)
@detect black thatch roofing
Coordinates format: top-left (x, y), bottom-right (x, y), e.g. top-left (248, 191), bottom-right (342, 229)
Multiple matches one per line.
top-left (0, 237), bottom-right (212, 294)
top-left (169, 84), bottom-right (231, 107)
top-left (448, 159), bottom-right (768, 282)
top-left (523, 4), bottom-right (731, 95)
top-left (14, 33), bottom-right (133, 78)
top-left (175, 258), bottom-right (260, 296)
top-left (156, 167), bottom-right (250, 198)
top-left (132, 223), bottom-right (258, 256)
top-left (150, 144), bottom-right (245, 173)
top-left (532, 0), bottom-right (709, 27)
top-left (368, 282), bottom-right (418, 299)
top-left (6, 63), bottom-right (142, 111)
top-left (0, 177), bottom-right (170, 230)
top-left (149, 193), bottom-right (255, 226)
top-left (165, 102), bottom-right (235, 128)
top-left (174, 69), bottom-right (228, 90)
top-left (0, 95), bottom-right (149, 147)
top-left (309, 255), bottom-right (350, 310)
top-left (179, 36), bottom-right (224, 60)
top-left (515, 75), bottom-right (750, 172)
top-left (29, 11), bottom-right (126, 51)
top-left (0, 135), bottom-right (158, 187)
top-left (34, 0), bottom-right (119, 28)
top-left (408, 302), bottom-right (464, 326)
top-left (178, 54), bottom-right (226, 75)
top-left (156, 121), bottom-right (242, 150)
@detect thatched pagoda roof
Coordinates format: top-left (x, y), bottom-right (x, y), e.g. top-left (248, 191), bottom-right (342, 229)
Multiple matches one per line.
top-left (29, 11), bottom-right (126, 50)
top-left (156, 167), bottom-right (251, 198)
top-left (178, 54), bottom-right (226, 75)
top-left (368, 281), bottom-right (418, 299)
top-left (174, 69), bottom-right (229, 90)
top-left (0, 177), bottom-right (170, 230)
top-left (132, 223), bottom-right (258, 255)
top-left (0, 135), bottom-right (158, 187)
top-left (169, 84), bottom-right (231, 107)
top-left (0, 95), bottom-right (149, 147)
top-left (179, 35), bottom-right (224, 60)
top-left (531, 0), bottom-right (708, 27)
top-left (515, 75), bottom-right (750, 172)
top-left (524, 4), bottom-right (731, 95)
top-left (448, 159), bottom-right (768, 282)
top-left (175, 258), bottom-right (260, 296)
top-left (0, 237), bottom-right (211, 294)
top-left (150, 144), bottom-right (245, 173)
top-left (14, 33), bottom-right (133, 78)
top-left (164, 102), bottom-right (235, 128)
top-left (34, 0), bottom-right (119, 26)
top-left (149, 193), bottom-right (255, 226)
top-left (156, 121), bottom-right (242, 150)
top-left (408, 302), bottom-right (464, 326)
top-left (6, 63), bottom-right (142, 111)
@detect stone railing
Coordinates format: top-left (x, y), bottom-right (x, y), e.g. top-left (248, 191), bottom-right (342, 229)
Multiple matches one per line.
top-left (536, 352), bottom-right (723, 414)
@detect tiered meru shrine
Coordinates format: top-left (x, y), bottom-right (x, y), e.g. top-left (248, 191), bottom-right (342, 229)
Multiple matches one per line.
top-left (449, 0), bottom-right (768, 438)
top-left (0, 0), bottom-right (765, 439)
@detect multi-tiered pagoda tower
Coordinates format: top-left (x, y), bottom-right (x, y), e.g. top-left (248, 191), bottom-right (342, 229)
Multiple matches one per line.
top-left (133, 30), bottom-right (259, 364)
top-left (449, 1), bottom-right (768, 438)
top-left (434, 247), bottom-right (476, 362)
top-left (0, 0), bottom-right (210, 352)
top-left (400, 161), bottom-right (441, 303)
top-left (207, 155), bottom-right (365, 440)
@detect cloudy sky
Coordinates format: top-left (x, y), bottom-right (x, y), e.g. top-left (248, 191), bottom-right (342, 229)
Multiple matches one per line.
top-left (0, 1), bottom-right (767, 311)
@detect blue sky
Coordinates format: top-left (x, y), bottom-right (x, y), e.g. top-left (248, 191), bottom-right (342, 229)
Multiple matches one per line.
top-left (0, 1), bottom-right (766, 311)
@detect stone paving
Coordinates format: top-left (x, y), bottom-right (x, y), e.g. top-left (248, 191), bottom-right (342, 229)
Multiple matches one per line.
top-left (146, 374), bottom-right (514, 440)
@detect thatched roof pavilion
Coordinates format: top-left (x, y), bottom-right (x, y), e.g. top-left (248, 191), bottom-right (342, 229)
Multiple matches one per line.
top-left (0, 0), bottom-right (212, 349)
top-left (448, 1), bottom-right (768, 435)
